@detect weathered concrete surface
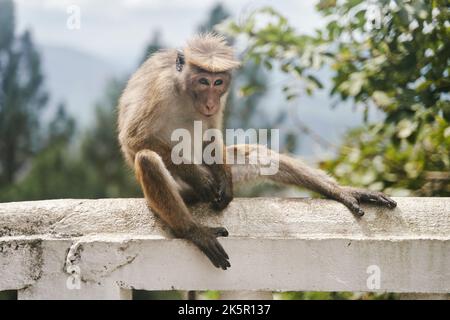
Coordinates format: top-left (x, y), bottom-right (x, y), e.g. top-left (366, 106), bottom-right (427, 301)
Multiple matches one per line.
top-left (0, 197), bottom-right (449, 299)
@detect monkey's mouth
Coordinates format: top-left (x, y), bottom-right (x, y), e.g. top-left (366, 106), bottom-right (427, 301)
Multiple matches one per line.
top-left (200, 110), bottom-right (215, 117)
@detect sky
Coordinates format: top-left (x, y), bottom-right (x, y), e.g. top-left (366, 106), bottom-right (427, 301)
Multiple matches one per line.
top-left (15, 0), bottom-right (324, 70)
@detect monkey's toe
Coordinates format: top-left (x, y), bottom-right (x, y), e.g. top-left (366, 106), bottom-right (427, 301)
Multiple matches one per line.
top-left (383, 196), bottom-right (397, 208)
top-left (353, 207), bottom-right (365, 217)
top-left (206, 241), bottom-right (230, 270)
top-left (347, 201), bottom-right (365, 217)
top-left (338, 194), bottom-right (365, 217)
top-left (347, 188), bottom-right (397, 210)
top-left (359, 191), bottom-right (397, 209)
top-left (189, 226), bottom-right (231, 270)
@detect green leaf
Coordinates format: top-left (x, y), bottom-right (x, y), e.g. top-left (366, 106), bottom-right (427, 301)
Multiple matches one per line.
top-left (307, 74), bottom-right (324, 89)
top-left (263, 60), bottom-right (273, 70)
top-left (372, 91), bottom-right (393, 107)
top-left (396, 119), bottom-right (417, 139)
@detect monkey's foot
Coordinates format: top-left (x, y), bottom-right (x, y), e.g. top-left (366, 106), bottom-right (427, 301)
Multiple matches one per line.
top-left (187, 225), bottom-right (231, 270)
top-left (339, 187), bottom-right (397, 217)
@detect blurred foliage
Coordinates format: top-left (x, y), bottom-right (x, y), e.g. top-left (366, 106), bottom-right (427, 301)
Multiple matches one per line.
top-left (133, 290), bottom-right (183, 300)
top-left (0, 104), bottom-right (82, 201)
top-left (77, 78), bottom-right (141, 198)
top-left (0, 0), bottom-right (14, 48)
top-left (277, 291), bottom-right (397, 300)
top-left (198, 3), bottom-right (230, 34)
top-left (223, 0), bottom-right (450, 196)
top-left (0, 76), bottom-right (141, 201)
top-left (0, 0), bottom-right (49, 186)
top-left (0, 290), bottom-right (17, 300)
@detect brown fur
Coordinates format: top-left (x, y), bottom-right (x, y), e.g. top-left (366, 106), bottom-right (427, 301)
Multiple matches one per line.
top-left (185, 34), bottom-right (240, 72)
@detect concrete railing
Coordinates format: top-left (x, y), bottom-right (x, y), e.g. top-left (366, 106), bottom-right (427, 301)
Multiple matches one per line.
top-left (0, 197), bottom-right (449, 299)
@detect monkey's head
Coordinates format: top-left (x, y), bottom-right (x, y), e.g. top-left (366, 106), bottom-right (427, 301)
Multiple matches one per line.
top-left (180, 33), bottom-right (240, 117)
top-left (185, 67), bottom-right (231, 117)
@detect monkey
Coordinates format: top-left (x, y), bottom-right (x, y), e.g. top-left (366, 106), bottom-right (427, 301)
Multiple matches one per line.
top-left (118, 33), bottom-right (397, 270)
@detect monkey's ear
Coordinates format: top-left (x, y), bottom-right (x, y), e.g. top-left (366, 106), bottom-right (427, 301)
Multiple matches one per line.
top-left (176, 50), bottom-right (185, 72)
top-left (184, 33), bottom-right (241, 73)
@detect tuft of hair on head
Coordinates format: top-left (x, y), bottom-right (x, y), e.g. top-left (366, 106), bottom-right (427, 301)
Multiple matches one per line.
top-left (184, 33), bottom-right (241, 73)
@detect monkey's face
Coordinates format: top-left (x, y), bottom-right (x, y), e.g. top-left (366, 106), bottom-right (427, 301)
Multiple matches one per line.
top-left (187, 71), bottom-right (230, 117)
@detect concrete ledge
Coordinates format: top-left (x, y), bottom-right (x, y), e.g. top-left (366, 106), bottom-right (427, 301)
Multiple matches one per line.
top-left (0, 197), bottom-right (449, 299)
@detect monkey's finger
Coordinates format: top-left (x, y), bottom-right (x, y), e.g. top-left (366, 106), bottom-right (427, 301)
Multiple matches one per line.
top-left (209, 227), bottom-right (229, 238)
top-left (211, 200), bottom-right (225, 211)
top-left (381, 195), bottom-right (397, 208)
top-left (211, 194), bottom-right (233, 211)
top-left (215, 184), bottom-right (225, 201)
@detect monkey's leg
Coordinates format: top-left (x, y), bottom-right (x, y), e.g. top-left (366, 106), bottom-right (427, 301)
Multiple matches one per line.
top-left (143, 137), bottom-right (223, 204)
top-left (227, 144), bottom-right (396, 216)
top-left (178, 185), bottom-right (202, 205)
top-left (135, 149), bottom-right (231, 269)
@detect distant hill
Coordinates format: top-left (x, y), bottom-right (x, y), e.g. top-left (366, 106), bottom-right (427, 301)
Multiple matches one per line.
top-left (39, 45), bottom-right (123, 127)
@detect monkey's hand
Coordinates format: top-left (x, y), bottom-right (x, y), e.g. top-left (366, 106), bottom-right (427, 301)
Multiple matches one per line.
top-left (211, 174), bottom-right (233, 211)
top-left (337, 187), bottom-right (397, 217)
top-left (186, 169), bottom-right (232, 210)
top-left (194, 171), bottom-right (222, 203)
top-left (210, 165), bottom-right (234, 211)
top-left (185, 225), bottom-right (231, 270)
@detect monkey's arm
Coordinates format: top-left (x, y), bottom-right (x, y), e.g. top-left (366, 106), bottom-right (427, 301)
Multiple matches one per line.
top-left (227, 144), bottom-right (396, 216)
top-left (134, 149), bottom-right (230, 269)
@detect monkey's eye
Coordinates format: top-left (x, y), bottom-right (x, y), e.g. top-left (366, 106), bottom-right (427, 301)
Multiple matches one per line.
top-left (199, 78), bottom-right (210, 85)
top-left (214, 79), bottom-right (223, 86)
